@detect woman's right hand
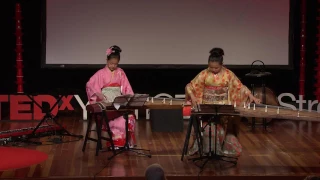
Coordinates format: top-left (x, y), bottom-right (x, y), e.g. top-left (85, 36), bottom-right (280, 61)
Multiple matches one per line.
top-left (95, 92), bottom-right (107, 101)
top-left (190, 96), bottom-right (198, 108)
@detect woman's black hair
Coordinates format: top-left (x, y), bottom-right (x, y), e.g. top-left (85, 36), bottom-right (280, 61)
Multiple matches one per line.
top-left (208, 47), bottom-right (224, 64)
top-left (107, 45), bottom-right (122, 61)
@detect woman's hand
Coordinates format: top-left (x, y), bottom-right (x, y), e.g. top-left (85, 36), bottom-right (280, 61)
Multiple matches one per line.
top-left (184, 99), bottom-right (191, 106)
top-left (190, 96), bottom-right (198, 108)
top-left (249, 94), bottom-right (261, 104)
top-left (95, 92), bottom-right (107, 101)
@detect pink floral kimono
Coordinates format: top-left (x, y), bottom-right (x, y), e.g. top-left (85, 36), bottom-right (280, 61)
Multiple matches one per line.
top-left (186, 66), bottom-right (251, 157)
top-left (86, 67), bottom-right (136, 148)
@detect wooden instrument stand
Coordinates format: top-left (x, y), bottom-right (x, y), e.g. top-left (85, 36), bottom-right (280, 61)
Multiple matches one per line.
top-left (107, 94), bottom-right (152, 160)
top-left (181, 104), bottom-right (239, 171)
top-left (82, 110), bottom-right (116, 156)
top-left (84, 94), bottom-right (152, 159)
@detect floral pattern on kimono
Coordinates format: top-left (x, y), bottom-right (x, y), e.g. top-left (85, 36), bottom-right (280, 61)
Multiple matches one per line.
top-left (186, 66), bottom-right (249, 157)
top-left (86, 67), bottom-right (136, 147)
top-left (186, 66), bottom-right (251, 106)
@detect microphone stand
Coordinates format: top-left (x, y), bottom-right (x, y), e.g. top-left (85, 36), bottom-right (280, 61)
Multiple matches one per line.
top-left (25, 94), bottom-right (83, 144)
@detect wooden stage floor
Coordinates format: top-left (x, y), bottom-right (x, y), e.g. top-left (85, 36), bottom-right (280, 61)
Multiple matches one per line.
top-left (0, 114), bottom-right (320, 180)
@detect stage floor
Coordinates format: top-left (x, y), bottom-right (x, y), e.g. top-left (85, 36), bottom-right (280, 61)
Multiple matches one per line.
top-left (0, 114), bottom-right (320, 180)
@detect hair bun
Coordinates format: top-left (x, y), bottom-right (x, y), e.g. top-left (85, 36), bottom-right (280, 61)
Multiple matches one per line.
top-left (209, 47), bottom-right (224, 57)
top-left (110, 45), bottom-right (122, 53)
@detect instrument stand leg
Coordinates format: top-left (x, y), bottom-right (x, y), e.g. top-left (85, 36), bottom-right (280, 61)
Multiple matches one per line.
top-left (98, 112), bottom-right (116, 156)
top-left (181, 115), bottom-right (194, 161)
top-left (181, 114), bottom-right (202, 161)
top-left (188, 112), bottom-right (238, 171)
top-left (26, 95), bottom-right (83, 144)
top-left (262, 82), bottom-right (267, 131)
top-left (251, 118), bottom-right (256, 131)
top-left (261, 82), bottom-right (272, 133)
top-left (248, 82), bottom-right (272, 132)
top-left (250, 84), bottom-right (256, 131)
top-left (107, 112), bottom-right (151, 160)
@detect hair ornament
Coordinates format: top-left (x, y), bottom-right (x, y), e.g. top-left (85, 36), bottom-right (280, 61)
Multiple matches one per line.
top-left (106, 48), bottom-right (114, 56)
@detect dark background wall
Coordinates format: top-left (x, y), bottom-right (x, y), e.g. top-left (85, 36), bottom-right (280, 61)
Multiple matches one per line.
top-left (0, 0), bottom-right (318, 103)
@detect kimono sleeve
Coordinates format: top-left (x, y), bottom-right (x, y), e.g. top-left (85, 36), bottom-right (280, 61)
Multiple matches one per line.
top-left (86, 70), bottom-right (104, 104)
top-left (228, 71), bottom-right (251, 105)
top-left (186, 70), bottom-right (207, 103)
top-left (120, 70), bottom-right (134, 95)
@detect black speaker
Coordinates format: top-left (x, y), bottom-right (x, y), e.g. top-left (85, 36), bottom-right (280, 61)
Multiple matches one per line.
top-left (150, 109), bottom-right (183, 132)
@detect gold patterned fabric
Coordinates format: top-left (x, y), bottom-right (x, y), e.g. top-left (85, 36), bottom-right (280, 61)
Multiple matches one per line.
top-left (187, 66), bottom-right (249, 157)
top-left (186, 66), bottom-right (251, 105)
top-left (203, 86), bottom-right (229, 104)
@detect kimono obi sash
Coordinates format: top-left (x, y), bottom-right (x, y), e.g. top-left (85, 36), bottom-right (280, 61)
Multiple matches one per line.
top-left (203, 85), bottom-right (229, 104)
top-left (101, 83), bottom-right (121, 103)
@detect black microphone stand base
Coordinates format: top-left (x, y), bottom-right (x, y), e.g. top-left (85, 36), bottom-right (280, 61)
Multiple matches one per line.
top-left (27, 112), bottom-right (83, 145)
top-left (25, 95), bottom-right (83, 144)
top-left (46, 114), bottom-right (84, 139)
top-left (107, 145), bottom-right (152, 160)
top-left (193, 155), bottom-right (238, 173)
top-left (189, 153), bottom-right (238, 169)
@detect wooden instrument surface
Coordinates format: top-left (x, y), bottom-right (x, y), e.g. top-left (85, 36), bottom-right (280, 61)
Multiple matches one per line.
top-left (247, 87), bottom-right (279, 123)
top-left (190, 104), bottom-right (240, 116)
top-left (86, 96), bottom-right (320, 123)
top-left (189, 102), bottom-right (320, 122)
top-left (86, 98), bottom-right (187, 113)
top-left (143, 98), bottom-right (185, 109)
top-left (235, 104), bottom-right (320, 122)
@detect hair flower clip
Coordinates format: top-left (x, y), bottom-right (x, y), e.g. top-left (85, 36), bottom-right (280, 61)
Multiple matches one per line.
top-left (106, 48), bottom-right (113, 56)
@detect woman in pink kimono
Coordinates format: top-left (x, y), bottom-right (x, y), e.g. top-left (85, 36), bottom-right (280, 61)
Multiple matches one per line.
top-left (185, 47), bottom-right (261, 157)
top-left (86, 45), bottom-right (136, 148)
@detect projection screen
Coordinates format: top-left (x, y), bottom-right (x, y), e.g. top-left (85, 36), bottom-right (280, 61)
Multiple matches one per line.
top-left (42, 0), bottom-right (292, 69)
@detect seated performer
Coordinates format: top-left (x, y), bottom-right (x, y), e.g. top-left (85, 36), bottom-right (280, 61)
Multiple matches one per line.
top-left (86, 45), bottom-right (136, 148)
top-left (185, 47), bottom-right (260, 157)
